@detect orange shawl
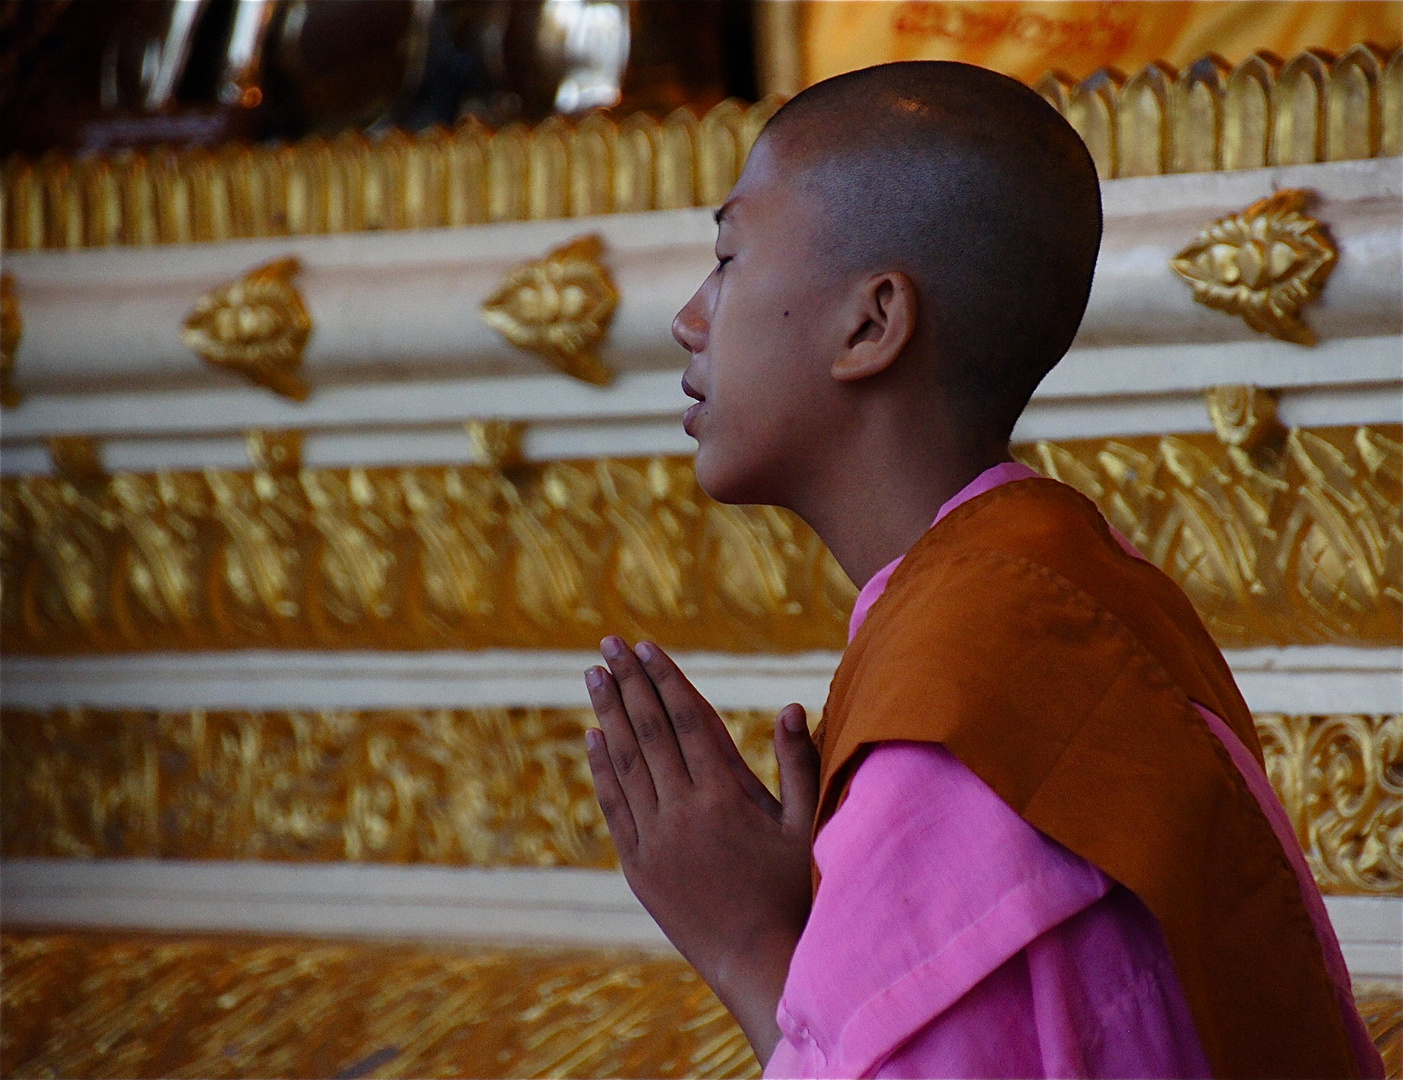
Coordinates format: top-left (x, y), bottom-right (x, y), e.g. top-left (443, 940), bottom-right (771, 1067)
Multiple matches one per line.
top-left (815, 477), bottom-right (1357, 1079)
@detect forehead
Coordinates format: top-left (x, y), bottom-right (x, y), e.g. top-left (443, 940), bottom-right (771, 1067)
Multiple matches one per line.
top-left (718, 136), bottom-right (825, 233)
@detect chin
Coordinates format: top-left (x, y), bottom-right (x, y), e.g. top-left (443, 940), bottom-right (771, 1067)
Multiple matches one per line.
top-left (692, 446), bottom-right (774, 507)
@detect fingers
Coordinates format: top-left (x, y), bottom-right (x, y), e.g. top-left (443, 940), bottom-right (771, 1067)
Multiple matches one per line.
top-left (775, 704), bottom-right (821, 836)
top-left (631, 641), bottom-right (733, 789)
top-left (586, 662), bottom-right (658, 815)
top-left (585, 726), bottom-right (638, 853)
top-left (600, 637), bottom-right (692, 794)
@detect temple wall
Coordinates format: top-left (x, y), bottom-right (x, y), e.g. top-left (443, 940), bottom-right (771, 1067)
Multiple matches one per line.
top-left (1, 45), bottom-right (1400, 1080)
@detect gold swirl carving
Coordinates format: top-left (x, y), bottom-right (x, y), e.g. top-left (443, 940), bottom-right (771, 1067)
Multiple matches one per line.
top-left (4, 707), bottom-right (1398, 899)
top-left (1358, 982), bottom-right (1403, 1080)
top-left (182, 257), bottom-right (313, 401)
top-left (1258, 714), bottom-right (1403, 895)
top-left (0, 272), bottom-right (20, 407)
top-left (4, 46), bottom-right (1399, 252)
top-left (481, 235), bottom-right (618, 386)
top-left (0, 932), bottom-right (761, 1079)
top-left (0, 708), bottom-right (780, 867)
top-left (1172, 189), bottom-right (1338, 345)
top-left (0, 426), bottom-right (1397, 654)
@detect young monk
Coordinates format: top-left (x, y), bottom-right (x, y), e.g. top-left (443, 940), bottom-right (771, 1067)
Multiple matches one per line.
top-left (582, 61), bottom-right (1383, 1079)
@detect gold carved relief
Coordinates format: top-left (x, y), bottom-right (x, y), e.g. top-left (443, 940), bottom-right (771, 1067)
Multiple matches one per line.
top-left (482, 235), bottom-right (618, 386)
top-left (0, 933), bottom-right (761, 1079)
top-left (1204, 385), bottom-right (1288, 453)
top-left (1258, 714), bottom-right (1403, 895)
top-left (5, 47), bottom-right (1398, 252)
top-left (466, 419), bottom-right (527, 470)
top-left (182, 257), bottom-right (313, 401)
top-left (0, 708), bottom-right (779, 867)
top-left (2, 426), bottom-right (1396, 655)
top-left (2, 933), bottom-right (1399, 1079)
top-left (4, 707), bottom-right (1398, 898)
top-left (0, 272), bottom-right (20, 407)
top-left (1172, 189), bottom-right (1338, 344)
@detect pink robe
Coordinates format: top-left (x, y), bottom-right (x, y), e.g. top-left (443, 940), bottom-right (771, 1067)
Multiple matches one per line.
top-left (765, 463), bottom-right (1378, 1079)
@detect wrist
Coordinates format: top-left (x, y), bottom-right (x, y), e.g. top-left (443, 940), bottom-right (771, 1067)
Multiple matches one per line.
top-left (707, 926), bottom-right (799, 1065)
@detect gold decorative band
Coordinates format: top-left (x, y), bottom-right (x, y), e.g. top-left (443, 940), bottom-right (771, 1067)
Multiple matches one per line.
top-left (2, 425), bottom-right (1398, 654)
top-left (0, 932), bottom-right (761, 1079)
top-left (3, 708), bottom-right (1397, 896)
top-left (4, 46), bottom-right (1398, 252)
top-left (1, 934), bottom-right (1398, 1080)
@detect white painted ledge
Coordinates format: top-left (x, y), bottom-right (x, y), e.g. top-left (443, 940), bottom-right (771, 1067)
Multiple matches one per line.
top-left (0, 859), bottom-right (671, 950)
top-left (1, 646), bottom-right (1397, 714)
top-left (1, 859), bottom-right (1396, 980)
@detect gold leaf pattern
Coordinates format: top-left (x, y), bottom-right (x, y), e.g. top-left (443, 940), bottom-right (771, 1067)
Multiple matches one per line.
top-left (182, 257), bottom-right (313, 400)
top-left (481, 235), bottom-right (618, 386)
top-left (1171, 188), bottom-right (1338, 344)
top-left (4, 706), bottom-right (1398, 898)
top-left (1, 426), bottom-right (1398, 654)
top-left (1258, 714), bottom-right (1403, 895)
top-left (0, 708), bottom-right (780, 867)
top-left (0, 932), bottom-right (761, 1079)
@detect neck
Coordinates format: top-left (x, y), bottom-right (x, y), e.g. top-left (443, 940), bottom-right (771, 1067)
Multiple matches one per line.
top-left (790, 419), bottom-right (1013, 590)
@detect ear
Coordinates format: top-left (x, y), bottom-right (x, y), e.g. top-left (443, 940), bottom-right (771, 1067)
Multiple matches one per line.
top-left (831, 272), bottom-right (918, 383)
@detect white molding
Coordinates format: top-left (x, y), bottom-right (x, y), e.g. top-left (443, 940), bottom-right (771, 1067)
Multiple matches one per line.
top-left (0, 859), bottom-right (672, 950)
top-left (2, 352), bottom-right (1397, 476)
top-left (1, 859), bottom-right (1396, 980)
top-left (2, 157), bottom-right (1396, 416)
top-left (2, 646), bottom-right (1397, 714)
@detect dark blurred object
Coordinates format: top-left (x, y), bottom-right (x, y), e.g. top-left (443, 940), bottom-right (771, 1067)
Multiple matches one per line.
top-left (0, 0), bottom-right (758, 155)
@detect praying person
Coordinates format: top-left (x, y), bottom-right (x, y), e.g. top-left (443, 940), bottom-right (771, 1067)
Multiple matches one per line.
top-left (581, 61), bottom-right (1383, 1079)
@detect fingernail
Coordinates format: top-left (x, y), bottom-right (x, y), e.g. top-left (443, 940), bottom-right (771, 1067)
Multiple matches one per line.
top-left (585, 667), bottom-right (605, 690)
top-left (601, 636), bottom-right (624, 659)
top-left (782, 705), bottom-right (806, 733)
top-left (634, 641), bottom-right (656, 663)
top-left (585, 727), bottom-right (602, 750)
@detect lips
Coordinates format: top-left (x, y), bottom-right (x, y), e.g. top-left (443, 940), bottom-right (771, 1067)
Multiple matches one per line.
top-left (681, 374), bottom-right (705, 436)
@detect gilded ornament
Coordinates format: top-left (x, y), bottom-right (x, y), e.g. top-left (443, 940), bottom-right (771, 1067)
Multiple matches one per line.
top-left (4, 706), bottom-right (1398, 899)
top-left (182, 257), bottom-right (313, 401)
top-left (0, 933), bottom-right (760, 1079)
top-left (1205, 385), bottom-right (1288, 453)
top-left (245, 429), bottom-right (303, 473)
top-left (46, 436), bottom-right (105, 485)
top-left (1, 426), bottom-right (1398, 654)
top-left (0, 272), bottom-right (20, 407)
top-left (467, 419), bottom-right (527, 470)
top-left (1171, 188), bottom-right (1338, 345)
top-left (481, 234), bottom-right (618, 386)
top-left (5, 48), bottom-right (1399, 252)
top-left (0, 707), bottom-right (782, 867)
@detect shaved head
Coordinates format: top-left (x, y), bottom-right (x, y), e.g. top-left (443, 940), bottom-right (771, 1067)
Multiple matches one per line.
top-left (761, 61), bottom-right (1101, 434)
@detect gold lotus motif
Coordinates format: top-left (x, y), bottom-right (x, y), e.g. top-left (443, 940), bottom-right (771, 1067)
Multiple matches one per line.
top-left (482, 234), bottom-right (618, 386)
top-left (182, 257), bottom-right (313, 401)
top-left (1171, 189), bottom-right (1337, 345)
top-left (0, 272), bottom-right (21, 407)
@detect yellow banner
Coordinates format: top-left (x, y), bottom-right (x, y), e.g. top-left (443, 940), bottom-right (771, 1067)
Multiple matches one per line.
top-left (801, 1), bottom-right (1402, 87)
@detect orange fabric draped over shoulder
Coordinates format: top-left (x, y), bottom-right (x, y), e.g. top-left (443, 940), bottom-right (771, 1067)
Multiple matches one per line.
top-left (814, 477), bottom-right (1357, 1080)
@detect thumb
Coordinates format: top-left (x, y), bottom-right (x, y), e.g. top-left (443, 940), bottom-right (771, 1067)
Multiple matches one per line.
top-left (775, 703), bottom-right (820, 835)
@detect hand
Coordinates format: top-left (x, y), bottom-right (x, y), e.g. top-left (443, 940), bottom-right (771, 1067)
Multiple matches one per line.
top-left (584, 636), bottom-right (820, 1063)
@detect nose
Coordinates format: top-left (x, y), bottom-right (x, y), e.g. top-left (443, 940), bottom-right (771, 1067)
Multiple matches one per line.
top-left (672, 286), bottom-right (708, 355)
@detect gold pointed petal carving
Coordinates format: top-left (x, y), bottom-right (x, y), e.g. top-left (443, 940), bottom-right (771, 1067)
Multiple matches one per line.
top-left (1171, 189), bottom-right (1338, 345)
top-left (0, 272), bottom-right (21, 407)
top-left (482, 234), bottom-right (618, 386)
top-left (182, 257), bottom-right (313, 401)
